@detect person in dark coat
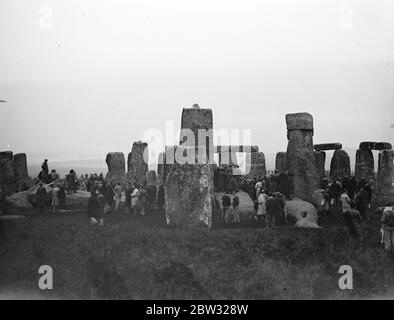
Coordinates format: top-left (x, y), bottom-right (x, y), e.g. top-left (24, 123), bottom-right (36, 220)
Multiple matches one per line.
top-left (36, 183), bottom-right (47, 214)
top-left (266, 192), bottom-right (284, 229)
top-left (87, 191), bottom-right (103, 226)
top-left (347, 202), bottom-right (363, 241)
top-left (125, 183), bottom-right (133, 214)
top-left (66, 171), bottom-right (77, 194)
top-left (41, 159), bottom-right (49, 175)
top-left (355, 187), bottom-right (369, 220)
top-left (231, 191), bottom-right (240, 223)
top-left (221, 191), bottom-right (232, 223)
top-left (104, 182), bottom-right (115, 209)
top-left (58, 185), bottom-right (66, 208)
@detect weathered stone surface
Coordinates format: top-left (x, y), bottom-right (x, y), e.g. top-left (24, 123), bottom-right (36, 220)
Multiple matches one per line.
top-left (314, 143), bottom-right (342, 151)
top-left (157, 152), bottom-right (166, 183)
top-left (13, 153), bottom-right (29, 191)
top-left (0, 151), bottom-right (16, 195)
top-left (355, 149), bottom-right (374, 182)
top-left (284, 199), bottom-right (320, 228)
top-left (275, 152), bottom-right (287, 172)
top-left (285, 113), bottom-right (319, 202)
top-left (329, 149), bottom-right (351, 179)
top-left (127, 141), bottom-right (148, 185)
top-left (215, 145), bottom-right (259, 154)
top-left (164, 159), bottom-right (213, 229)
top-left (106, 152), bottom-right (126, 185)
top-left (314, 151), bottom-right (326, 180)
top-left (359, 141), bottom-right (392, 151)
top-left (377, 149), bottom-right (394, 195)
top-left (147, 170), bottom-right (157, 185)
top-left (285, 112), bottom-right (313, 131)
top-left (180, 106), bottom-right (213, 162)
top-left (245, 152), bottom-right (266, 179)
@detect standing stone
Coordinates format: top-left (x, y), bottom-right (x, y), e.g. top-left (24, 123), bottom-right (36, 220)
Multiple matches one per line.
top-left (246, 152), bottom-right (266, 180)
top-left (105, 152), bottom-right (126, 185)
top-left (355, 149), bottom-right (374, 182)
top-left (13, 153), bottom-right (29, 191)
top-left (377, 149), bottom-right (394, 195)
top-left (157, 152), bottom-right (166, 183)
top-left (275, 152), bottom-right (287, 172)
top-left (285, 113), bottom-right (319, 202)
top-left (314, 151), bottom-right (326, 181)
top-left (164, 147), bottom-right (213, 228)
top-left (329, 149), bottom-right (351, 179)
top-left (127, 141), bottom-right (148, 185)
top-left (147, 170), bottom-right (157, 185)
top-left (180, 105), bottom-right (213, 163)
top-left (0, 151), bottom-right (16, 195)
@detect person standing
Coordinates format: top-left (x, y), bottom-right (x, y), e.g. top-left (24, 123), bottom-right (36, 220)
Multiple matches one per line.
top-left (355, 187), bottom-right (369, 220)
top-left (50, 169), bottom-right (60, 183)
top-left (58, 185), bottom-right (66, 209)
top-left (255, 180), bottom-right (262, 199)
top-left (232, 191), bottom-right (240, 223)
top-left (221, 191), bottom-right (231, 223)
top-left (257, 190), bottom-right (268, 223)
top-left (87, 191), bottom-right (103, 226)
top-left (347, 202), bottom-right (363, 241)
top-left (36, 183), bottom-right (47, 214)
top-left (139, 186), bottom-right (149, 216)
top-left (66, 170), bottom-right (76, 194)
top-left (341, 188), bottom-right (352, 229)
top-left (125, 183), bottom-right (132, 214)
top-left (114, 183), bottom-right (122, 212)
top-left (51, 184), bottom-right (60, 214)
top-left (381, 205), bottom-right (394, 254)
top-left (266, 192), bottom-right (284, 229)
top-left (131, 184), bottom-right (140, 216)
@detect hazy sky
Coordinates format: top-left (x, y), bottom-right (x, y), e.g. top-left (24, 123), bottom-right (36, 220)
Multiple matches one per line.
top-left (1, 0), bottom-right (393, 171)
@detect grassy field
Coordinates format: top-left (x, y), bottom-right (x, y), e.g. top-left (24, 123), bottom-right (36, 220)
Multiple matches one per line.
top-left (0, 205), bottom-right (393, 300)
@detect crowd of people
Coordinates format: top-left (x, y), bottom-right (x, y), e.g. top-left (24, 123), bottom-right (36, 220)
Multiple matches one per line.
top-left (34, 159), bottom-right (166, 226)
top-left (10, 158), bottom-right (392, 255)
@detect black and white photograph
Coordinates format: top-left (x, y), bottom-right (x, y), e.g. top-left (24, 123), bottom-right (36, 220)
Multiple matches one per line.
top-left (0, 0), bottom-right (394, 307)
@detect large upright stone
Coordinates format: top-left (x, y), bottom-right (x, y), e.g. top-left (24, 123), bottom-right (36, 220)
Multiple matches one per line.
top-left (377, 149), bottom-right (394, 195)
top-left (13, 153), bottom-right (29, 191)
top-left (147, 170), bottom-right (157, 185)
top-left (245, 152), bottom-right (266, 179)
top-left (157, 152), bottom-right (166, 183)
top-left (106, 152), bottom-right (126, 185)
top-left (164, 147), bottom-right (213, 228)
top-left (127, 141), bottom-right (148, 185)
top-left (314, 151), bottom-right (326, 181)
top-left (285, 113), bottom-right (319, 202)
top-left (275, 152), bottom-right (287, 172)
top-left (180, 105), bottom-right (213, 163)
top-left (329, 149), bottom-right (351, 179)
top-left (355, 149), bottom-right (374, 182)
top-left (0, 151), bottom-right (16, 195)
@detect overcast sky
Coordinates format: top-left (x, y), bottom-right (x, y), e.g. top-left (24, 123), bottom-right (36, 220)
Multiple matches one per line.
top-left (0, 0), bottom-right (393, 171)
